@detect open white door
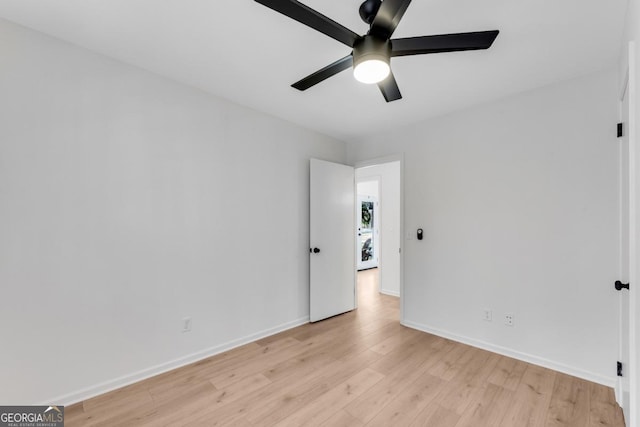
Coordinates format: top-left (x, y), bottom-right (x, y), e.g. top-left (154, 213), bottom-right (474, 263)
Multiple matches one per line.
top-left (310, 159), bottom-right (355, 322)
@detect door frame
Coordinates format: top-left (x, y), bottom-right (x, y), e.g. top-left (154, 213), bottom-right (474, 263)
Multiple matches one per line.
top-left (618, 40), bottom-right (637, 426)
top-left (617, 66), bottom-right (632, 421)
top-left (354, 154), bottom-right (405, 323)
top-left (627, 40), bottom-right (638, 427)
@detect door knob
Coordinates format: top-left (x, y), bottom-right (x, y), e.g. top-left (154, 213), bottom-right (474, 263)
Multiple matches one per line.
top-left (313, 247), bottom-right (320, 253)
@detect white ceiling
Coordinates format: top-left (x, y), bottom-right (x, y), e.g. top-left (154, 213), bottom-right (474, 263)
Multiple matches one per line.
top-left (0, 0), bottom-right (629, 141)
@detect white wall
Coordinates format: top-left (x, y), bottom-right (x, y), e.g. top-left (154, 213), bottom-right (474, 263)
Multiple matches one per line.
top-left (0, 18), bottom-right (346, 404)
top-left (357, 180), bottom-right (379, 199)
top-left (357, 163), bottom-right (401, 297)
top-left (348, 70), bottom-right (620, 386)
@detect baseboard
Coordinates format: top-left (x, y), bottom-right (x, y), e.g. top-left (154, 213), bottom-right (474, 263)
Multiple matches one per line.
top-left (380, 289), bottom-right (400, 297)
top-left (402, 319), bottom-right (616, 388)
top-left (46, 316), bottom-right (309, 406)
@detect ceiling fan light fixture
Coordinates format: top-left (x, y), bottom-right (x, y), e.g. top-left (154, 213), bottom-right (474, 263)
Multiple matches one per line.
top-left (353, 35), bottom-right (391, 85)
top-left (354, 59), bottom-right (390, 84)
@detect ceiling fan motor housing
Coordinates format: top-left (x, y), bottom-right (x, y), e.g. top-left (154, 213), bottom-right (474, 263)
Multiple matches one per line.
top-left (353, 35), bottom-right (391, 69)
top-left (359, 0), bottom-right (382, 24)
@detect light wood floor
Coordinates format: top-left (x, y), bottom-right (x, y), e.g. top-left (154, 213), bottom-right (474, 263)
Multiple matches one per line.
top-left (66, 269), bottom-right (625, 426)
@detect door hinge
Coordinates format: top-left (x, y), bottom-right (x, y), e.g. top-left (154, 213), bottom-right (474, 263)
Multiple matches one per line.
top-left (617, 361), bottom-right (623, 377)
top-left (617, 122), bottom-right (624, 138)
top-left (615, 281), bottom-right (630, 291)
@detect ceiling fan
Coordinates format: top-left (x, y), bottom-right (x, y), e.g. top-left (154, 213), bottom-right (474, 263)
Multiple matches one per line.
top-left (254, 0), bottom-right (499, 102)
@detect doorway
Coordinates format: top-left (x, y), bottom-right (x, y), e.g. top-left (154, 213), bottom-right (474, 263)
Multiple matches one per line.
top-left (308, 156), bottom-right (403, 323)
top-left (355, 159), bottom-right (402, 309)
top-left (357, 190), bottom-right (380, 271)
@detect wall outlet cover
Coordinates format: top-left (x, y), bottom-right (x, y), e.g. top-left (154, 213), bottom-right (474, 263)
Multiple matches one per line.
top-left (504, 314), bottom-right (514, 326)
top-left (182, 317), bottom-right (192, 332)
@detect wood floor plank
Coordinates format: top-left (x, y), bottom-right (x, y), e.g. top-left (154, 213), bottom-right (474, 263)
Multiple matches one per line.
top-left (207, 337), bottom-right (304, 389)
top-left (273, 367), bottom-right (384, 427)
top-left (455, 383), bottom-right (513, 427)
top-left (261, 348), bottom-right (337, 383)
top-left (368, 325), bottom-right (420, 355)
top-left (344, 343), bottom-right (437, 423)
top-left (435, 350), bottom-right (500, 415)
top-left (139, 339), bottom-right (287, 399)
top-left (360, 321), bottom-right (413, 349)
top-left (357, 315), bottom-right (397, 335)
top-left (70, 384), bottom-right (156, 426)
top-left (65, 269), bottom-right (624, 427)
top-left (409, 403), bottom-right (461, 427)
top-left (498, 364), bottom-right (557, 427)
top-left (146, 341), bottom-right (263, 389)
top-left (319, 410), bottom-right (364, 427)
top-left (589, 381), bottom-right (625, 427)
top-left (63, 403), bottom-right (91, 426)
top-left (147, 372), bottom-right (213, 406)
top-left (148, 376), bottom-right (268, 427)
top-left (185, 412), bottom-right (254, 427)
top-left (244, 349), bottom-right (383, 426)
top-left (487, 355), bottom-right (529, 391)
top-left (369, 331), bottom-right (449, 376)
top-left (427, 341), bottom-right (475, 381)
top-left (136, 374), bottom-right (269, 425)
top-left (364, 371), bottom-right (444, 427)
top-left (130, 382), bottom-right (220, 427)
top-left (182, 365), bottom-right (332, 426)
top-left (545, 373), bottom-right (590, 427)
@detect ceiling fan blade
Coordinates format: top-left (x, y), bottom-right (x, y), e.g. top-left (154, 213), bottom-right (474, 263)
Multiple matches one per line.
top-left (391, 30), bottom-right (499, 57)
top-left (370, 0), bottom-right (412, 39)
top-left (254, 0), bottom-right (360, 47)
top-left (292, 55), bottom-right (353, 91)
top-left (378, 71), bottom-right (402, 102)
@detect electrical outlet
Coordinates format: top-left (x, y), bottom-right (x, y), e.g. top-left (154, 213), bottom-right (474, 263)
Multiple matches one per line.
top-left (483, 309), bottom-right (492, 321)
top-left (182, 317), bottom-right (192, 333)
top-left (504, 314), bottom-right (514, 327)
